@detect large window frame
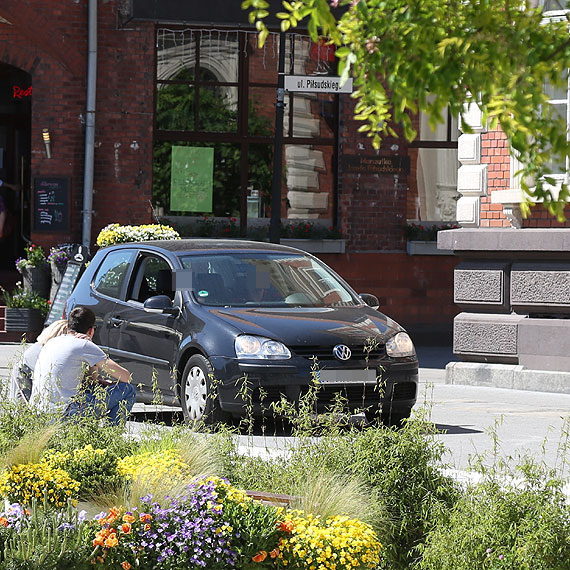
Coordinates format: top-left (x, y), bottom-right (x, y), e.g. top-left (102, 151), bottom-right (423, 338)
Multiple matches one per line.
top-left (153, 27), bottom-right (339, 230)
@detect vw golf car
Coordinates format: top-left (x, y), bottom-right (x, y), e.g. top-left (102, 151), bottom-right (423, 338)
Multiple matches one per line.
top-left (65, 239), bottom-right (419, 425)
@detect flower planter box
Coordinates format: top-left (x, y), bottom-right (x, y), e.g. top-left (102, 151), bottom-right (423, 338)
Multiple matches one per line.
top-left (406, 240), bottom-right (452, 256)
top-left (281, 238), bottom-right (346, 254)
top-left (21, 265), bottom-right (51, 298)
top-left (4, 307), bottom-right (44, 332)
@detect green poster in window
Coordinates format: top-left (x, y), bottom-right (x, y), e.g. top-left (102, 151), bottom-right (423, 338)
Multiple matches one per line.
top-left (170, 146), bottom-right (214, 212)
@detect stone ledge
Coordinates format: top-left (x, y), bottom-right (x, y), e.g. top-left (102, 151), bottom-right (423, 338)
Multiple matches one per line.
top-left (438, 228), bottom-right (570, 254)
top-left (446, 361), bottom-right (570, 394)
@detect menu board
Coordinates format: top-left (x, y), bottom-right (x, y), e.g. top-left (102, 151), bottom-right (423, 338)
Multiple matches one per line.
top-left (33, 177), bottom-right (69, 232)
top-left (44, 245), bottom-right (88, 326)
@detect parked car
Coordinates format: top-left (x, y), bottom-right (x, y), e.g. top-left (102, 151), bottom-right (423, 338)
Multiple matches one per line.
top-left (65, 239), bottom-right (418, 425)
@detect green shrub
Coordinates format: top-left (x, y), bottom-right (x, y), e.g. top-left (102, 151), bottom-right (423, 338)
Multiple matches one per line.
top-left (215, 414), bottom-right (459, 570)
top-left (42, 445), bottom-right (122, 501)
top-left (419, 460), bottom-right (570, 570)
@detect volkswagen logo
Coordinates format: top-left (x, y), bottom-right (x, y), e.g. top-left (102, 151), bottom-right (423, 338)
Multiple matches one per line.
top-left (333, 344), bottom-right (351, 361)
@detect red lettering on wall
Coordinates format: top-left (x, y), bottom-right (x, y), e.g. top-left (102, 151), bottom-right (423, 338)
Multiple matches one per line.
top-left (13, 85), bottom-right (32, 99)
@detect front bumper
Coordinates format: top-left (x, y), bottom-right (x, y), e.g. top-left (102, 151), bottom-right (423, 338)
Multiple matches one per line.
top-left (209, 354), bottom-right (418, 417)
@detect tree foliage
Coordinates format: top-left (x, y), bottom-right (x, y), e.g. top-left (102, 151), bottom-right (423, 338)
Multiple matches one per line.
top-left (244, 0), bottom-right (570, 219)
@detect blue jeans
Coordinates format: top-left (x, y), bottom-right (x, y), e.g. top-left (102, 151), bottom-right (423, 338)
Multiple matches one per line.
top-left (64, 382), bottom-right (137, 426)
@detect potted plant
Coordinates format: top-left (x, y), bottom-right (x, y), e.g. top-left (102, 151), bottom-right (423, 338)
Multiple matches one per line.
top-left (15, 243), bottom-right (50, 298)
top-left (47, 244), bottom-right (72, 302)
top-left (0, 282), bottom-right (49, 332)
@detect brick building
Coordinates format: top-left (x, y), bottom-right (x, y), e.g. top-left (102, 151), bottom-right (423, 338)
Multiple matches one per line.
top-left (0, 0), bottom-right (461, 341)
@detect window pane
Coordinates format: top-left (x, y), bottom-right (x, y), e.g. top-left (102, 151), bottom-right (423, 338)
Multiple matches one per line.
top-left (157, 29), bottom-right (196, 82)
top-left (156, 83), bottom-right (195, 131)
top-left (198, 31), bottom-right (239, 84)
top-left (545, 69), bottom-right (568, 101)
top-left (248, 87), bottom-right (276, 137)
top-left (93, 250), bottom-right (134, 299)
top-left (247, 143), bottom-right (274, 223)
top-left (409, 148), bottom-right (459, 221)
top-left (199, 86), bottom-right (238, 132)
top-left (289, 92), bottom-right (336, 139)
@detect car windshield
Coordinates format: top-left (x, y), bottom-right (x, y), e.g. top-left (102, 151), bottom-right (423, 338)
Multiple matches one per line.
top-left (176, 252), bottom-right (361, 307)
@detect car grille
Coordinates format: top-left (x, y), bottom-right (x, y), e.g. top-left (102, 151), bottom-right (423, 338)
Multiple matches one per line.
top-left (291, 344), bottom-right (385, 362)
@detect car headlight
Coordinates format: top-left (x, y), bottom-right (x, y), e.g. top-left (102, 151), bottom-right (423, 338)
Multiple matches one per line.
top-left (235, 335), bottom-right (291, 359)
top-left (386, 332), bottom-right (415, 358)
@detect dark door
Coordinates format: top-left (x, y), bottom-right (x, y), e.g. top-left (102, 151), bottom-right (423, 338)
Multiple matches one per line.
top-left (0, 63), bottom-right (31, 271)
top-left (107, 252), bottom-right (181, 405)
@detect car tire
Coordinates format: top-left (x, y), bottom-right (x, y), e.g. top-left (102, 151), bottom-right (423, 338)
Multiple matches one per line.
top-left (180, 354), bottom-right (228, 425)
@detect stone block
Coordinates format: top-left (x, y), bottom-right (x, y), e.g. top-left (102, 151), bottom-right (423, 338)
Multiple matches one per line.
top-left (457, 164), bottom-right (488, 196)
top-left (462, 102), bottom-right (486, 132)
top-left (518, 318), bottom-right (570, 372)
top-left (287, 190), bottom-right (328, 211)
top-left (457, 133), bottom-right (481, 165)
top-left (454, 261), bottom-right (510, 311)
top-left (455, 196), bottom-right (480, 227)
top-left (453, 312), bottom-right (527, 362)
top-left (511, 262), bottom-right (570, 313)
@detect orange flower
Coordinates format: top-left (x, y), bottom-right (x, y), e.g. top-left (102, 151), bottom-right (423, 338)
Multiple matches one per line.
top-left (123, 514), bottom-right (135, 523)
top-left (0, 517), bottom-right (8, 527)
top-left (278, 520), bottom-right (295, 533)
top-left (24, 509), bottom-right (30, 516)
top-left (93, 535), bottom-right (105, 547)
top-left (252, 551), bottom-right (267, 563)
top-left (144, 523), bottom-right (151, 531)
top-left (140, 513), bottom-right (152, 522)
top-left (121, 562), bottom-right (131, 570)
top-left (269, 547), bottom-right (280, 559)
top-left (121, 523), bottom-right (132, 534)
top-left (104, 533), bottom-right (119, 548)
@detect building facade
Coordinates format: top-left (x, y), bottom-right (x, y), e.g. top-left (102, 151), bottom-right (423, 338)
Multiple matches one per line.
top-left (0, 0), bottom-right (460, 340)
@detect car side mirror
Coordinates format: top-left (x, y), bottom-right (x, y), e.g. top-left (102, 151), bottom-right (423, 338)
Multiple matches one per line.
top-left (359, 293), bottom-right (380, 310)
top-left (143, 294), bottom-right (179, 315)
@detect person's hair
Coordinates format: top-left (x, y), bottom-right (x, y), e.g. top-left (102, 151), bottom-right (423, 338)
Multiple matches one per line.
top-left (67, 307), bottom-right (96, 334)
top-left (36, 319), bottom-right (68, 345)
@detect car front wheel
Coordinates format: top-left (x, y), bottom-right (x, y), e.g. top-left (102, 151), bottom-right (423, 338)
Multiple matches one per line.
top-left (180, 354), bottom-right (227, 425)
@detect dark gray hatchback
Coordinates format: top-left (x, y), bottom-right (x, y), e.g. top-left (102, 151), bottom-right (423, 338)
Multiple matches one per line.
top-left (65, 239), bottom-right (418, 425)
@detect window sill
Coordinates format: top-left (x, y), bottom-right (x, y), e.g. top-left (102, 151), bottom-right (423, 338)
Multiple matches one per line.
top-left (406, 241), bottom-right (453, 256)
top-left (280, 238), bottom-right (346, 254)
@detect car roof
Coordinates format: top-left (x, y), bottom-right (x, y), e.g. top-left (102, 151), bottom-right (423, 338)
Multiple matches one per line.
top-left (104, 238), bottom-right (306, 255)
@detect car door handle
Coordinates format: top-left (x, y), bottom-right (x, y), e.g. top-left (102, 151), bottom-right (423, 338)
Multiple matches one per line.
top-left (110, 317), bottom-right (124, 327)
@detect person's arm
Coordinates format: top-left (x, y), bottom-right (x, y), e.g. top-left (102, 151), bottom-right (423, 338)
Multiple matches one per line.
top-left (93, 357), bottom-right (132, 384)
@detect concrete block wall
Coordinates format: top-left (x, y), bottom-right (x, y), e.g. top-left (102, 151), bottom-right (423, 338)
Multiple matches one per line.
top-left (440, 228), bottom-right (570, 385)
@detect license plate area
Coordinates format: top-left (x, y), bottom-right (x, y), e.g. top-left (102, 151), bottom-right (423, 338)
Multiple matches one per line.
top-left (317, 369), bottom-right (377, 384)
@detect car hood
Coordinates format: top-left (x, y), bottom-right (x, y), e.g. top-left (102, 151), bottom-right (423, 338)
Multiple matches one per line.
top-left (205, 305), bottom-right (403, 347)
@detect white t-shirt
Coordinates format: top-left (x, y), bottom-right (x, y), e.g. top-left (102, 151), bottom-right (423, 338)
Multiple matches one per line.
top-left (31, 334), bottom-right (106, 412)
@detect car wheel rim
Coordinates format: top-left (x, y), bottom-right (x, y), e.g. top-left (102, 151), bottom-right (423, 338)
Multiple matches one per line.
top-left (184, 365), bottom-right (207, 420)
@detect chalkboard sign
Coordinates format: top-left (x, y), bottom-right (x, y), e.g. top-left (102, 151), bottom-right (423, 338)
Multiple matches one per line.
top-left (33, 176), bottom-right (69, 232)
top-left (44, 245), bottom-right (88, 326)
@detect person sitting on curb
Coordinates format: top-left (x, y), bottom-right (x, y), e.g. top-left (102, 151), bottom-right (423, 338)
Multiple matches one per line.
top-left (8, 319), bottom-right (68, 402)
top-left (31, 306), bottom-right (136, 425)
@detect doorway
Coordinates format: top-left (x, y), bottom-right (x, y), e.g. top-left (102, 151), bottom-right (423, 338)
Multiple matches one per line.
top-left (0, 62), bottom-right (31, 271)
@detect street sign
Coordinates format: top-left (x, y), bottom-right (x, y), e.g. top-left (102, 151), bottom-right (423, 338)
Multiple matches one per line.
top-left (284, 75), bottom-right (353, 94)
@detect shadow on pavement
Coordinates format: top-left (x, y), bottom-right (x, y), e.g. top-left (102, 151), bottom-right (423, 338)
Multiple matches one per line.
top-left (435, 423), bottom-right (482, 435)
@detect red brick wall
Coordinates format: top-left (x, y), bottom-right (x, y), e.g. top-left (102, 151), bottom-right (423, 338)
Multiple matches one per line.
top-left (0, 0), bottom-right (154, 251)
top-left (338, 97), bottom-right (409, 251)
top-left (479, 126), bottom-right (570, 227)
top-left (321, 251), bottom-right (459, 338)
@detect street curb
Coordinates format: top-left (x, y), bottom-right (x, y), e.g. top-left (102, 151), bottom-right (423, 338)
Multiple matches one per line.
top-left (446, 361), bottom-right (570, 395)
